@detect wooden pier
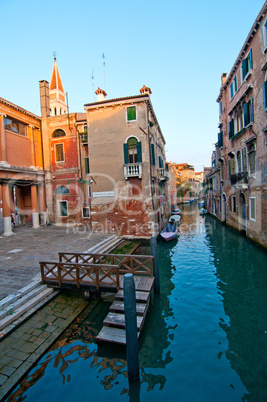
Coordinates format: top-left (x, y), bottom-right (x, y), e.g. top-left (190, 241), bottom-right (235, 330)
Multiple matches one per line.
top-left (40, 251), bottom-right (155, 345)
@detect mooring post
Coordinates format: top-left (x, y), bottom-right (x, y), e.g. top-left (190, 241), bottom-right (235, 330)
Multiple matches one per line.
top-left (150, 236), bottom-right (160, 294)
top-left (123, 273), bottom-right (140, 381)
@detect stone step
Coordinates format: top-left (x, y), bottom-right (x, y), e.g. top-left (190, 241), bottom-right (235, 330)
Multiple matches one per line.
top-left (0, 287), bottom-right (56, 332)
top-left (0, 276), bottom-right (41, 311)
top-left (0, 283), bottom-right (52, 321)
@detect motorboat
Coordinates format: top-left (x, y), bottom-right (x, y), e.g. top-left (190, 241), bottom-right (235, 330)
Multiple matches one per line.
top-left (199, 208), bottom-right (208, 215)
top-left (160, 223), bottom-right (179, 242)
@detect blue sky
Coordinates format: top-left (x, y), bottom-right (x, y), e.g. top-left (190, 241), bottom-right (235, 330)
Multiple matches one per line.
top-left (0, 0), bottom-right (265, 171)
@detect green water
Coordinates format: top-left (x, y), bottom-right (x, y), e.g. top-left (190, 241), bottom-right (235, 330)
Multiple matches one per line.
top-left (8, 203), bottom-right (267, 401)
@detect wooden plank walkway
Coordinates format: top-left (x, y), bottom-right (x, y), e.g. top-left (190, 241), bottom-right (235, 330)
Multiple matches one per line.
top-left (40, 251), bottom-right (155, 346)
top-left (96, 276), bottom-right (154, 345)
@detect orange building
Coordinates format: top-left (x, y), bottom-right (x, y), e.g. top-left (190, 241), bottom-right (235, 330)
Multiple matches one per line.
top-left (0, 98), bottom-right (45, 235)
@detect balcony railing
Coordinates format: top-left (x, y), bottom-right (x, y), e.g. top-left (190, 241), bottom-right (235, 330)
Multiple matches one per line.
top-left (124, 163), bottom-right (142, 179)
top-left (230, 172), bottom-right (248, 185)
top-left (158, 168), bottom-right (169, 181)
top-left (79, 132), bottom-right (88, 144)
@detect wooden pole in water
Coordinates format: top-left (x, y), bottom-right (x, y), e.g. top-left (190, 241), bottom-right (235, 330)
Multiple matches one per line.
top-left (123, 273), bottom-right (140, 381)
top-left (150, 236), bottom-right (160, 294)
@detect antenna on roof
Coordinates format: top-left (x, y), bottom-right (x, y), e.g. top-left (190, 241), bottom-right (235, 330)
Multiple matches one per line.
top-left (102, 53), bottom-right (106, 90)
top-left (53, 51), bottom-right (57, 61)
top-left (92, 70), bottom-right (95, 101)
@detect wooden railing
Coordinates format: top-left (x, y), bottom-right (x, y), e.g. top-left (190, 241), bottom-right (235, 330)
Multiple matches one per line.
top-left (40, 262), bottom-right (120, 290)
top-left (58, 252), bottom-right (154, 277)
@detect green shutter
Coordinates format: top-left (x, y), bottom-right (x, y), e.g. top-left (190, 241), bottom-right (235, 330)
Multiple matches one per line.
top-left (234, 75), bottom-right (238, 92)
top-left (249, 48), bottom-right (253, 69)
top-left (242, 58), bottom-right (248, 80)
top-left (150, 143), bottom-right (155, 165)
top-left (230, 83), bottom-right (233, 98)
top-left (228, 160), bottom-right (231, 177)
top-left (244, 102), bottom-right (249, 126)
top-left (127, 106), bottom-right (136, 121)
top-left (263, 81), bottom-right (267, 109)
top-left (85, 157), bottom-right (89, 174)
top-left (137, 141), bottom-right (142, 162)
top-left (228, 120), bottom-right (234, 139)
top-left (250, 97), bottom-right (254, 122)
top-left (218, 132), bottom-right (223, 148)
top-left (123, 143), bottom-right (129, 164)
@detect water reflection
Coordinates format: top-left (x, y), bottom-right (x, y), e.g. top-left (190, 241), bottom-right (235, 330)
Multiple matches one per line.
top-left (205, 215), bottom-right (267, 401)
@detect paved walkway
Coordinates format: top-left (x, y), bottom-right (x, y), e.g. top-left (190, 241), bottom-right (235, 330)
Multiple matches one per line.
top-left (0, 290), bottom-right (97, 400)
top-left (0, 225), bottom-right (114, 400)
top-left (0, 225), bottom-right (110, 301)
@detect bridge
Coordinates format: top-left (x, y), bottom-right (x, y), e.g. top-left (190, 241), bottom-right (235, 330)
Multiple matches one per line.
top-left (40, 251), bottom-right (155, 344)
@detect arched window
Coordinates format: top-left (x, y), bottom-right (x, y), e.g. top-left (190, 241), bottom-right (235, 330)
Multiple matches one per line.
top-left (248, 143), bottom-right (256, 174)
top-left (242, 147), bottom-right (248, 173)
top-left (52, 129), bottom-right (66, 138)
top-left (237, 151), bottom-right (242, 173)
top-left (55, 186), bottom-right (70, 194)
top-left (123, 137), bottom-right (142, 164)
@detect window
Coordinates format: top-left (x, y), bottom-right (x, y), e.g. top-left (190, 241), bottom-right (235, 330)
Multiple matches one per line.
top-left (83, 207), bottom-right (90, 218)
top-left (228, 118), bottom-right (234, 139)
top-left (52, 129), bottom-right (66, 138)
top-left (248, 143), bottom-right (256, 174)
top-left (4, 117), bottom-right (26, 136)
top-left (158, 156), bottom-right (164, 168)
top-left (243, 98), bottom-right (253, 126)
top-left (263, 20), bottom-right (267, 49)
top-left (230, 83), bottom-right (234, 100)
top-left (123, 137), bottom-right (142, 164)
top-left (55, 186), bottom-right (70, 194)
top-left (59, 201), bottom-right (67, 217)
top-left (127, 106), bottom-right (136, 121)
top-left (219, 101), bottom-right (223, 115)
top-left (234, 75), bottom-right (238, 92)
top-left (150, 143), bottom-right (155, 166)
top-left (228, 156), bottom-right (235, 176)
top-left (85, 157), bottom-right (89, 175)
top-left (232, 196), bottom-right (237, 213)
top-left (55, 143), bottom-right (64, 162)
top-left (249, 197), bottom-right (256, 220)
top-left (263, 81), bottom-right (267, 110)
top-left (237, 151), bottom-right (242, 173)
top-left (241, 49), bottom-right (253, 81)
top-left (242, 147), bottom-right (248, 173)
top-left (218, 131), bottom-right (223, 148)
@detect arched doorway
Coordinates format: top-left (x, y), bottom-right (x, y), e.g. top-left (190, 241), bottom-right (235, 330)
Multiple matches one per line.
top-left (239, 193), bottom-right (247, 233)
top-left (222, 193), bottom-right (226, 223)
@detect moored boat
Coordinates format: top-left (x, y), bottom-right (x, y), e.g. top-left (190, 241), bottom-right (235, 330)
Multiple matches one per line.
top-left (160, 223), bottom-right (179, 241)
top-left (199, 208), bottom-right (208, 215)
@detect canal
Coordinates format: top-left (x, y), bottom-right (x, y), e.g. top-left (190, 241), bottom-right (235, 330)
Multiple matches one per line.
top-left (7, 202), bottom-right (267, 401)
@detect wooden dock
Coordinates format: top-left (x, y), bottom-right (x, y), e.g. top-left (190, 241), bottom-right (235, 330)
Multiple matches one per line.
top-left (40, 251), bottom-right (155, 345)
top-left (96, 275), bottom-right (154, 345)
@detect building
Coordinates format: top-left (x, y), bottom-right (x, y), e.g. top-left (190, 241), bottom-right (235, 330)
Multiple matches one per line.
top-left (208, 1), bottom-right (267, 248)
top-left (84, 85), bottom-right (170, 237)
top-left (39, 57), bottom-right (88, 227)
top-left (0, 97), bottom-right (45, 236)
top-left (167, 163), bottom-right (178, 207)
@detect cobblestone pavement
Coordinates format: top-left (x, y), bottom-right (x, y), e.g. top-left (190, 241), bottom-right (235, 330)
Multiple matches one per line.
top-left (0, 290), bottom-right (93, 400)
top-left (0, 225), bottom-right (110, 301)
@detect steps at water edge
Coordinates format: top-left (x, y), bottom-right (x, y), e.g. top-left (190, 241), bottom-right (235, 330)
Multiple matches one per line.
top-left (109, 300), bottom-right (148, 316)
top-left (103, 312), bottom-right (144, 330)
top-left (115, 289), bottom-right (150, 303)
top-left (0, 287), bottom-right (59, 335)
top-left (96, 326), bottom-right (140, 345)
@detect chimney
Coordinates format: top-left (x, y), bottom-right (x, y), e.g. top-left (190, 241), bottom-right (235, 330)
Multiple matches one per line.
top-left (140, 85), bottom-right (152, 97)
top-left (221, 73), bottom-right (227, 86)
top-left (39, 80), bottom-right (50, 117)
top-left (95, 87), bottom-right (107, 102)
